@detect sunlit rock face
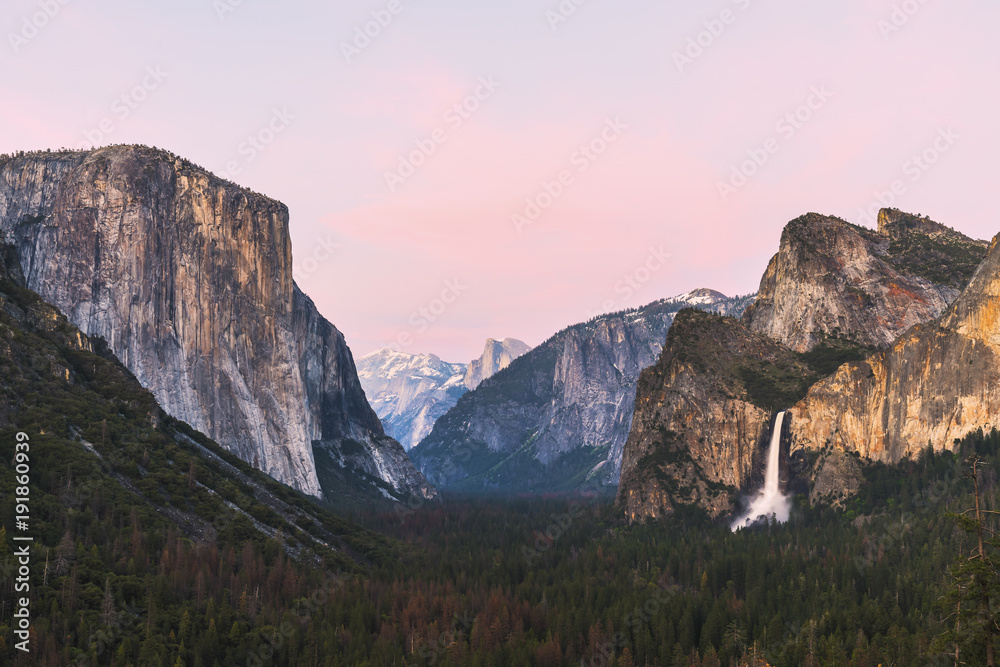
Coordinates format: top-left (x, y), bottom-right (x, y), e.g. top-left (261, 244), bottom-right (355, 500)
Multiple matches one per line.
top-left (463, 337), bottom-right (531, 390)
top-left (615, 310), bottom-right (804, 522)
top-left (743, 211), bottom-right (987, 352)
top-left (789, 232), bottom-right (1000, 462)
top-left (0, 146), bottom-right (436, 502)
top-left (618, 210), bottom-right (989, 522)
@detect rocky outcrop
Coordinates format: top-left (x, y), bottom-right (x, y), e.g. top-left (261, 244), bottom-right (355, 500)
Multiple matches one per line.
top-left (615, 310), bottom-right (816, 521)
top-left (807, 450), bottom-right (864, 508)
top-left (357, 348), bottom-right (468, 450)
top-left (0, 146), bottom-right (436, 503)
top-left (410, 291), bottom-right (751, 493)
top-left (617, 209), bottom-right (987, 522)
top-left (788, 231), bottom-right (1000, 462)
top-left (742, 211), bottom-right (987, 352)
top-left (464, 338), bottom-right (531, 390)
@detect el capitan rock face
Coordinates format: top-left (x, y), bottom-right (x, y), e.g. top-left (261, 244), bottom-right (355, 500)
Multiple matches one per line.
top-left (0, 146), bottom-right (436, 503)
top-left (788, 231), bottom-right (1000, 462)
top-left (742, 211), bottom-right (987, 352)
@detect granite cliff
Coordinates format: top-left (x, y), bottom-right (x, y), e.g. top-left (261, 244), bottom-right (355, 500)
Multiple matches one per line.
top-left (615, 310), bottom-right (811, 521)
top-left (618, 210), bottom-right (988, 521)
top-left (743, 210), bottom-right (987, 352)
top-left (0, 240), bottom-right (394, 566)
top-left (0, 146), bottom-right (436, 504)
top-left (463, 338), bottom-right (531, 390)
top-left (788, 230), bottom-right (1000, 462)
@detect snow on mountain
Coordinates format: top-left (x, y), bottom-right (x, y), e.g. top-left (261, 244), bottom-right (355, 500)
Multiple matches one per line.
top-left (671, 288), bottom-right (729, 306)
top-left (356, 349), bottom-right (468, 451)
top-left (358, 339), bottom-right (532, 450)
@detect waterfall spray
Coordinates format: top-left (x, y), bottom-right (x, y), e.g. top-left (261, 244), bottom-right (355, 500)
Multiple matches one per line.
top-left (731, 411), bottom-right (791, 531)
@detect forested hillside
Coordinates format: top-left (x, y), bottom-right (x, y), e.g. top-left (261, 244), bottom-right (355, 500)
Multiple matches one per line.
top-left (0, 246), bottom-right (400, 665)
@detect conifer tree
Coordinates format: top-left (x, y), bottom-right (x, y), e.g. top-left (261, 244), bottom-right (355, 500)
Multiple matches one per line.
top-left (934, 455), bottom-right (1000, 665)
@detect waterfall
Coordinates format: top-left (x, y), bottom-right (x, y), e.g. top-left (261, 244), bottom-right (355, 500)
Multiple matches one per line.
top-left (731, 411), bottom-right (791, 531)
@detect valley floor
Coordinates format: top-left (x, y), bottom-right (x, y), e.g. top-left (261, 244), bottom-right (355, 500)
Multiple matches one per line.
top-left (334, 428), bottom-right (1000, 666)
top-left (6, 417), bottom-right (998, 666)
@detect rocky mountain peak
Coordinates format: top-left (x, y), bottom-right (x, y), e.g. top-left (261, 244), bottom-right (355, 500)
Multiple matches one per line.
top-left (618, 210), bottom-right (990, 522)
top-left (877, 207), bottom-right (976, 244)
top-left (357, 347), bottom-right (469, 451)
top-left (674, 288), bottom-right (729, 305)
top-left (411, 292), bottom-right (755, 494)
top-left (464, 337), bottom-right (531, 390)
top-left (357, 338), bottom-right (534, 451)
top-left (615, 307), bottom-right (817, 521)
top-left (742, 211), bottom-right (986, 352)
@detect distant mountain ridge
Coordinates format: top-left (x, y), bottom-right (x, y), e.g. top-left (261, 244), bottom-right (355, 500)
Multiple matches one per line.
top-left (357, 349), bottom-right (467, 452)
top-left (357, 338), bottom-right (531, 450)
top-left (409, 290), bottom-right (754, 494)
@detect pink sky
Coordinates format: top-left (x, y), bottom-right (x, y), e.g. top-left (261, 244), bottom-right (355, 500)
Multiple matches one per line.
top-left (3, 0), bottom-right (999, 361)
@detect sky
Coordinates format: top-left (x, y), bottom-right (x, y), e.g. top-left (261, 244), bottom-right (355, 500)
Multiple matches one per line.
top-left (3, 0), bottom-right (999, 361)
